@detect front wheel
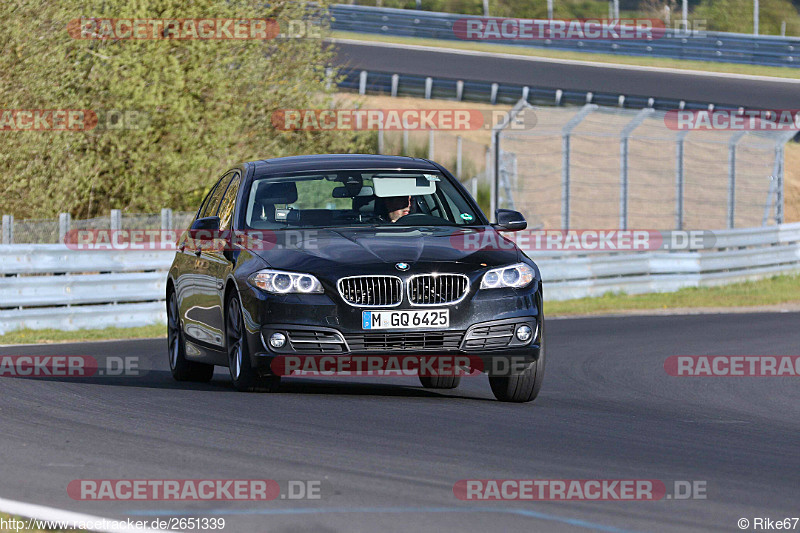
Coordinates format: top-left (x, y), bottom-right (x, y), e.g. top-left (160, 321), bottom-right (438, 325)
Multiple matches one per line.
top-left (167, 291), bottom-right (214, 382)
top-left (489, 321), bottom-right (546, 403)
top-left (226, 293), bottom-right (280, 393)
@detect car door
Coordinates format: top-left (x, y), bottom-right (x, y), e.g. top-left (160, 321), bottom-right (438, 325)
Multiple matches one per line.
top-left (200, 171), bottom-right (242, 341)
top-left (184, 172), bottom-right (235, 350)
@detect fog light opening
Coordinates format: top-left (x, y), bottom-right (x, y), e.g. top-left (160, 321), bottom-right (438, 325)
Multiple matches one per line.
top-left (515, 325), bottom-right (533, 343)
top-left (269, 332), bottom-right (287, 349)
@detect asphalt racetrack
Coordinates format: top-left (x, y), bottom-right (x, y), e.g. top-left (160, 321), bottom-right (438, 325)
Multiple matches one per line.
top-left (332, 40), bottom-right (800, 110)
top-left (1, 312), bottom-right (798, 532)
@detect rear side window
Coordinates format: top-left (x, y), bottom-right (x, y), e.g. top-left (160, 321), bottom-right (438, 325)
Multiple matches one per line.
top-left (218, 173), bottom-right (241, 230)
top-left (201, 172), bottom-right (235, 218)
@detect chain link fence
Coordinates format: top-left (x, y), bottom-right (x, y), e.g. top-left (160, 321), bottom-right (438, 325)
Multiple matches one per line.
top-left (495, 102), bottom-right (796, 230)
top-left (1, 210), bottom-right (196, 244)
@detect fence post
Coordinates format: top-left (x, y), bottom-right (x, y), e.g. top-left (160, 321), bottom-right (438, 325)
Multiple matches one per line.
top-left (161, 208), bottom-right (173, 231)
top-left (620, 108), bottom-right (654, 230)
top-left (402, 130), bottom-right (409, 156)
top-left (377, 129), bottom-right (384, 154)
top-left (727, 132), bottom-right (746, 229)
top-left (391, 73), bottom-right (399, 97)
top-left (424, 77), bottom-right (432, 99)
top-left (675, 130), bottom-right (689, 230)
top-left (110, 209), bottom-right (121, 231)
top-left (456, 136), bottom-right (463, 180)
top-left (59, 213), bottom-right (71, 243)
top-left (428, 130), bottom-right (435, 160)
top-left (1, 215), bottom-right (13, 244)
top-left (490, 83), bottom-right (498, 105)
top-left (471, 177), bottom-right (478, 199)
top-left (560, 104), bottom-right (597, 230)
top-left (358, 70), bottom-right (367, 95)
top-left (776, 142), bottom-right (785, 224)
top-left (456, 80), bottom-right (464, 101)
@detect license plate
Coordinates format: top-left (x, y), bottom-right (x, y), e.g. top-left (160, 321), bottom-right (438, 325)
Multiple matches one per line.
top-left (362, 309), bottom-right (449, 329)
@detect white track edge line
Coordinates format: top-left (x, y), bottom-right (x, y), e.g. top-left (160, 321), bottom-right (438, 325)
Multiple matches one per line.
top-left (0, 497), bottom-right (170, 533)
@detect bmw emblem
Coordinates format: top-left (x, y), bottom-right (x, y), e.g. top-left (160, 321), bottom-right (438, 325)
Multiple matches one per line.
top-left (395, 262), bottom-right (410, 271)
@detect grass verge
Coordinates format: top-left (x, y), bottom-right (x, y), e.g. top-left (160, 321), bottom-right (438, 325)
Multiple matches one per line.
top-left (547, 274), bottom-right (800, 316)
top-left (0, 324), bottom-right (166, 345)
top-left (331, 30), bottom-right (800, 80)
top-left (1, 276), bottom-right (798, 344)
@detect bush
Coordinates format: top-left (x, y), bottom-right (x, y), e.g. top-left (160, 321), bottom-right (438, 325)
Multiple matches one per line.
top-left (0, 0), bottom-right (376, 219)
top-left (693, 0), bottom-right (800, 34)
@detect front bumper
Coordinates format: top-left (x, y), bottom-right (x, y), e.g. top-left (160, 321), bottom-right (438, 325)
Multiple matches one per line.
top-left (238, 282), bottom-right (543, 376)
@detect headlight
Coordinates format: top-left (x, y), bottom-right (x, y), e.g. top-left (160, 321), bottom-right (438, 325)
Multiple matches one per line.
top-left (248, 269), bottom-right (324, 294)
top-left (480, 263), bottom-right (534, 289)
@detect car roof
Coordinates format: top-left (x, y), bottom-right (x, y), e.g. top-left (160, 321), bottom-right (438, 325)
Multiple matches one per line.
top-left (250, 154), bottom-right (441, 174)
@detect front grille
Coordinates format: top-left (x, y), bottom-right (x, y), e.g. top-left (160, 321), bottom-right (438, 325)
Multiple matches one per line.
top-left (338, 275), bottom-right (403, 307)
top-left (286, 330), bottom-right (346, 354)
top-left (462, 323), bottom-right (515, 350)
top-left (408, 274), bottom-right (470, 305)
top-left (345, 331), bottom-right (464, 352)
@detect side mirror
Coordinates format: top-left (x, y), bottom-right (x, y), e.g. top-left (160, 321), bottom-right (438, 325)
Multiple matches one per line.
top-left (190, 216), bottom-right (220, 241)
top-left (494, 209), bottom-right (527, 231)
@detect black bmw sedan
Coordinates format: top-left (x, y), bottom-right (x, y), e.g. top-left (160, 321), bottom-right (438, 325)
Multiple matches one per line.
top-left (167, 154), bottom-right (545, 402)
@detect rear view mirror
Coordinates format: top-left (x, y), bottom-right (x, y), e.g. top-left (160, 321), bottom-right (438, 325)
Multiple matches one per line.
top-left (494, 209), bottom-right (527, 231)
top-left (332, 185), bottom-right (374, 198)
top-left (190, 216), bottom-right (220, 241)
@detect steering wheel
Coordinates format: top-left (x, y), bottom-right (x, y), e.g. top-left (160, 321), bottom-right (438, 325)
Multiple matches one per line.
top-left (393, 213), bottom-right (449, 226)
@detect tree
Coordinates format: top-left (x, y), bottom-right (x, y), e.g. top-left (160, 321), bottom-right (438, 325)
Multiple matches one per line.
top-left (0, 0), bottom-right (374, 219)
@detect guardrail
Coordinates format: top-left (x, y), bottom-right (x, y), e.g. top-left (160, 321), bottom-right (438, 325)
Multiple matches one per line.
top-left (330, 4), bottom-right (800, 68)
top-left (1, 223), bottom-right (799, 333)
top-left (337, 68), bottom-right (735, 111)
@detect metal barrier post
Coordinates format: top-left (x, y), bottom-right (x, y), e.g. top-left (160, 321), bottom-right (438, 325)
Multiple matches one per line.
top-left (358, 70), bottom-right (367, 95)
top-left (1, 215), bottom-right (13, 244)
top-left (161, 208), bottom-right (173, 231)
top-left (59, 213), bottom-right (71, 243)
top-left (111, 209), bottom-right (122, 231)
top-left (428, 130), bottom-right (434, 160)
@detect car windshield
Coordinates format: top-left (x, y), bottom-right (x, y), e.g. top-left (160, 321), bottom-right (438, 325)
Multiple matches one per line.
top-left (243, 170), bottom-right (482, 229)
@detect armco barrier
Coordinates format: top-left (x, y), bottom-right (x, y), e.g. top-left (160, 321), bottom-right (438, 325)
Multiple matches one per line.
top-left (329, 4), bottom-right (800, 68)
top-left (1, 223), bottom-right (799, 334)
top-left (337, 68), bottom-right (735, 112)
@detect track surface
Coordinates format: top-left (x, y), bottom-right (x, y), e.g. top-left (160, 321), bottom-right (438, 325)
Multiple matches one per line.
top-left (332, 40), bottom-right (800, 109)
top-left (1, 312), bottom-right (799, 532)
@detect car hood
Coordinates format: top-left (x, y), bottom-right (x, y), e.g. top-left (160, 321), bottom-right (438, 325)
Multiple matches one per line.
top-left (245, 226), bottom-right (521, 273)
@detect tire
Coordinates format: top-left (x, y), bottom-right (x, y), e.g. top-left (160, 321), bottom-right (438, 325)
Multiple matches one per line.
top-left (489, 319), bottom-right (546, 403)
top-left (419, 375), bottom-right (461, 389)
top-left (225, 292), bottom-right (280, 393)
top-left (167, 290), bottom-right (214, 382)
